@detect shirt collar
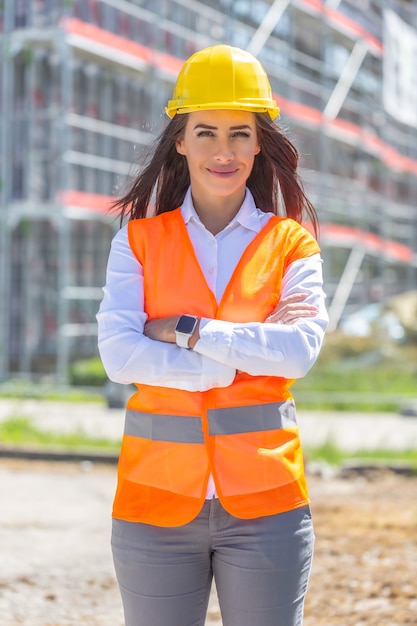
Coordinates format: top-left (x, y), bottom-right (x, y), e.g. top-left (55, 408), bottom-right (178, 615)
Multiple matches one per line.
top-left (180, 187), bottom-right (263, 233)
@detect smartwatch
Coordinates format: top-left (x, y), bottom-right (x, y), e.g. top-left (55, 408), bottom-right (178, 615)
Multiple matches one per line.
top-left (175, 314), bottom-right (199, 349)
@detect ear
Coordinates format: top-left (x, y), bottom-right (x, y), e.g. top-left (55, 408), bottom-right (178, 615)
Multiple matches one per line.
top-left (176, 138), bottom-right (186, 155)
top-left (254, 143), bottom-right (261, 155)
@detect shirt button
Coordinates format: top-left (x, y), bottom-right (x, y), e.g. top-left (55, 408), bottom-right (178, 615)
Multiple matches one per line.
top-left (208, 267), bottom-right (214, 274)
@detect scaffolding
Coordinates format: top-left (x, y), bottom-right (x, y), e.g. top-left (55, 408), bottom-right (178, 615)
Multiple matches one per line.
top-left (1, 0), bottom-right (417, 381)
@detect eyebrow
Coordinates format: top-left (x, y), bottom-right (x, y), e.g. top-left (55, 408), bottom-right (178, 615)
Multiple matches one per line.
top-left (193, 123), bottom-right (253, 131)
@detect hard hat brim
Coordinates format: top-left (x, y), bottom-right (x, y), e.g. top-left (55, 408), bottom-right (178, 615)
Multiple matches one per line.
top-left (165, 102), bottom-right (280, 120)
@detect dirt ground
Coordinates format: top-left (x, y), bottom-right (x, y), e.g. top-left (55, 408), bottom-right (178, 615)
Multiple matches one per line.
top-left (304, 468), bottom-right (417, 626)
top-left (1, 459), bottom-right (416, 626)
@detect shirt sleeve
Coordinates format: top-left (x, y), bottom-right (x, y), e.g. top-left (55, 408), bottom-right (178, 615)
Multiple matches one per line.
top-left (96, 227), bottom-right (236, 391)
top-left (193, 253), bottom-right (329, 378)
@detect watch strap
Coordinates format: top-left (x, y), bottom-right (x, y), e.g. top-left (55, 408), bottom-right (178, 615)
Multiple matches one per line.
top-left (176, 332), bottom-right (192, 349)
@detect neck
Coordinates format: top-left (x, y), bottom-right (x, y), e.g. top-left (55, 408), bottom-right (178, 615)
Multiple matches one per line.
top-left (191, 191), bottom-right (245, 235)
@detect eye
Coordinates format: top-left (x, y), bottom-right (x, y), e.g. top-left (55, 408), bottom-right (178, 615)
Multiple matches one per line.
top-left (196, 130), bottom-right (214, 137)
top-left (232, 131), bottom-right (251, 138)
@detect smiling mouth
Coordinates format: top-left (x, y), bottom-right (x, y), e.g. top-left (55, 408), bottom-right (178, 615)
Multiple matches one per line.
top-left (207, 168), bottom-right (239, 177)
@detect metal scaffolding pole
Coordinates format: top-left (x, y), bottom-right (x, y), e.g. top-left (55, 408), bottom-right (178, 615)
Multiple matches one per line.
top-left (247, 0), bottom-right (291, 57)
top-left (322, 39), bottom-right (369, 120)
top-left (327, 247), bottom-right (366, 332)
top-left (56, 34), bottom-right (73, 385)
top-left (0, 0), bottom-right (14, 380)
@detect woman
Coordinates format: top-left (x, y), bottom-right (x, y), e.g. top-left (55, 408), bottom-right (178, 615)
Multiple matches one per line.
top-left (97, 44), bottom-right (328, 626)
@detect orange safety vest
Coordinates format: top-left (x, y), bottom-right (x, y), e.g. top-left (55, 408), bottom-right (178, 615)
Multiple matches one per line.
top-left (113, 208), bottom-right (321, 527)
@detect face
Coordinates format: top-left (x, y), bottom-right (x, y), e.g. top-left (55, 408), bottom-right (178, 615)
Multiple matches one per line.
top-left (175, 109), bottom-right (260, 207)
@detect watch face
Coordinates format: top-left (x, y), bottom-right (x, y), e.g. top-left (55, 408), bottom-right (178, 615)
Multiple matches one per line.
top-left (176, 315), bottom-right (197, 334)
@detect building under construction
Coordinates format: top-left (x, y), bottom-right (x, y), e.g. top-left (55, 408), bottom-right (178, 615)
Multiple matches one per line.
top-left (1, 0), bottom-right (416, 382)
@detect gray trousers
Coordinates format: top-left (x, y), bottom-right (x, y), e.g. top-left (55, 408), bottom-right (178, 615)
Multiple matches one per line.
top-left (111, 499), bottom-right (314, 626)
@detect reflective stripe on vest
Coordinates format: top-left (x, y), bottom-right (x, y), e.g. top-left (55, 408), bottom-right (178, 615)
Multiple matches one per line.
top-left (125, 410), bottom-right (205, 443)
top-left (124, 401), bottom-right (296, 442)
top-left (208, 401), bottom-right (296, 435)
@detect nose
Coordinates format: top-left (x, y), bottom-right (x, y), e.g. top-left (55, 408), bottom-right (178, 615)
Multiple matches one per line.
top-left (214, 139), bottom-right (234, 162)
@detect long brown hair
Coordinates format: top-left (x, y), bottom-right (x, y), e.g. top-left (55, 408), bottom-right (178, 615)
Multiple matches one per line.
top-left (112, 112), bottom-right (318, 236)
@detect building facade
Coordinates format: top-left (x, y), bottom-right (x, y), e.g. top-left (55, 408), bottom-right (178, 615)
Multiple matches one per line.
top-left (1, 0), bottom-right (416, 381)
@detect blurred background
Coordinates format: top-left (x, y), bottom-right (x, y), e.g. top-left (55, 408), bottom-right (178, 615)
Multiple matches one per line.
top-left (0, 0), bottom-right (416, 398)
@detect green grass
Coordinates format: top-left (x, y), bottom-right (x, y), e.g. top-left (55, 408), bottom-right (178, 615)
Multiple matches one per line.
top-left (0, 416), bottom-right (120, 451)
top-left (0, 380), bottom-right (105, 403)
top-left (305, 439), bottom-right (417, 470)
top-left (69, 357), bottom-right (107, 387)
top-left (293, 338), bottom-right (417, 411)
top-left (295, 364), bottom-right (417, 394)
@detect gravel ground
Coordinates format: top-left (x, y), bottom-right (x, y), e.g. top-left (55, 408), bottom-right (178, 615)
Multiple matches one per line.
top-left (304, 468), bottom-right (417, 626)
top-left (1, 459), bottom-right (416, 626)
top-left (0, 459), bottom-right (221, 626)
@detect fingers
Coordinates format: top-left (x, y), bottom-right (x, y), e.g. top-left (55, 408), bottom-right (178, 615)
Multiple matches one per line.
top-left (266, 308), bottom-right (317, 324)
top-left (272, 293), bottom-right (309, 308)
top-left (266, 293), bottom-right (318, 324)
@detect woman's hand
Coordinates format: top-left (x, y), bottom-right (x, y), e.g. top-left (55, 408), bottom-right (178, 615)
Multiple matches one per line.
top-left (265, 293), bottom-right (318, 325)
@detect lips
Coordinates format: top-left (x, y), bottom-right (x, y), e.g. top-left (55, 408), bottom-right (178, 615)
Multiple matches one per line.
top-left (207, 168), bottom-right (239, 177)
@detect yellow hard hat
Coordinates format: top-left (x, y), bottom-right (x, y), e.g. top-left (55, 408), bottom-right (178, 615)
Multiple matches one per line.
top-left (165, 44), bottom-right (280, 120)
